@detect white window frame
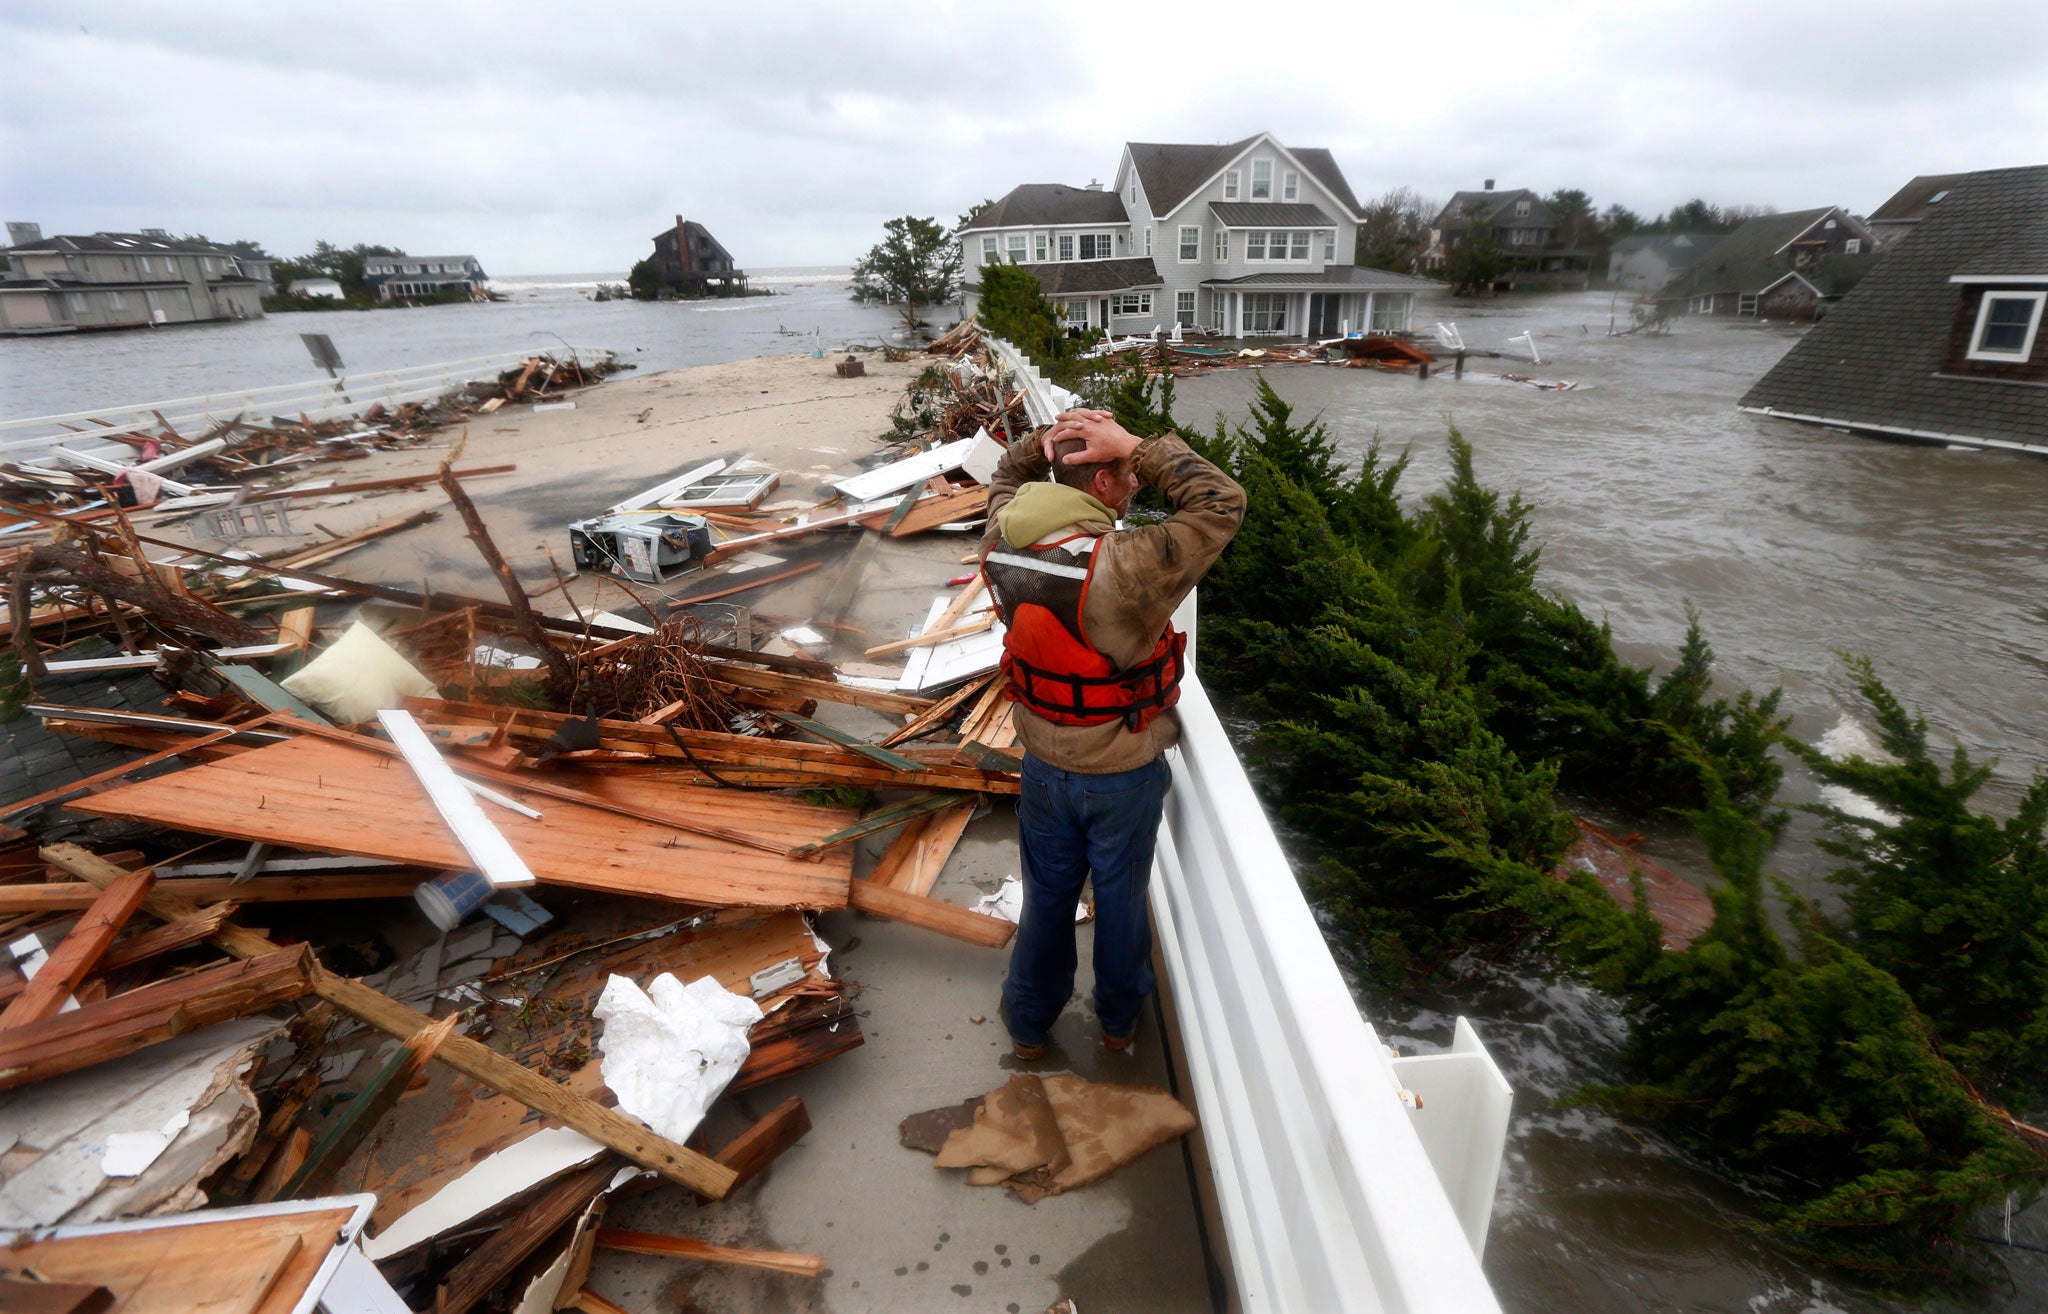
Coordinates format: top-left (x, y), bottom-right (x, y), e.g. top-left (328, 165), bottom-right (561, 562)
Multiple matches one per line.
top-left (1129, 176), bottom-right (1137, 204)
top-left (1845, 238), bottom-right (1861, 255)
top-left (1967, 290), bottom-right (2047, 362)
top-left (1283, 171), bottom-right (1299, 201)
top-left (1515, 200), bottom-right (1530, 217)
top-left (1058, 233), bottom-right (1075, 262)
top-left (1290, 231), bottom-right (1310, 261)
top-left (1215, 228), bottom-right (1228, 261)
top-left (1007, 233), bottom-right (1028, 264)
top-left (1369, 293), bottom-right (1411, 333)
top-left (1246, 232), bottom-right (1266, 261)
top-left (1145, 228), bottom-right (1153, 256)
top-left (1175, 289), bottom-right (1197, 326)
top-left (1738, 292), bottom-right (1758, 317)
top-left (981, 236), bottom-right (998, 265)
top-left (1323, 230), bottom-right (1336, 261)
top-left (1062, 299), bottom-right (1090, 328)
top-left (1179, 226), bottom-right (1201, 262)
top-left (1252, 160), bottom-right (1273, 200)
top-left (1080, 231), bottom-right (1113, 261)
top-left (1224, 170), bottom-right (1240, 200)
top-left (1034, 232), bottom-right (1048, 262)
top-left (1112, 292), bottom-right (1154, 317)
top-left (1244, 292), bottom-right (1287, 335)
top-left (1209, 292), bottom-right (1228, 331)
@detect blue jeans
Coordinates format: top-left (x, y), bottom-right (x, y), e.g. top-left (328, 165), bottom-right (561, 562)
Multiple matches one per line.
top-left (1002, 752), bottom-right (1172, 1047)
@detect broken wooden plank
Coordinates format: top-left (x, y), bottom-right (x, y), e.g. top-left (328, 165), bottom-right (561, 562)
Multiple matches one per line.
top-left (47, 845), bottom-right (739, 1200)
top-left (696, 662), bottom-right (930, 716)
top-left (94, 900), bottom-right (234, 974)
top-left (863, 612), bottom-right (995, 660)
top-left (713, 1095), bottom-right (810, 1191)
top-left (0, 864), bottom-right (155, 1030)
top-left (846, 879), bottom-right (1015, 949)
top-left (594, 1228), bottom-right (825, 1278)
top-left (280, 1014), bottom-right (457, 1199)
top-left (437, 1159), bottom-right (617, 1314)
top-left (878, 670), bottom-right (998, 748)
top-left (765, 711), bottom-right (926, 773)
top-left (0, 945), bottom-right (313, 1090)
top-left (869, 800), bottom-right (977, 897)
top-left (377, 709), bottom-right (536, 888)
top-left (0, 873), bottom-right (419, 913)
top-left (666, 559), bottom-right (823, 606)
top-left (887, 485), bottom-right (990, 537)
top-left (787, 791), bottom-right (965, 858)
top-left (440, 462), bottom-right (575, 693)
top-left (215, 1069), bottom-right (322, 1207)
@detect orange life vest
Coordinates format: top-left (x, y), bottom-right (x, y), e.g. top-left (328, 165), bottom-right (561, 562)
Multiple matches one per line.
top-left (982, 534), bottom-right (1185, 732)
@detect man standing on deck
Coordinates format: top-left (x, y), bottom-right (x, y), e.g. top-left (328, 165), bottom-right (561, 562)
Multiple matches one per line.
top-left (980, 409), bottom-right (1245, 1060)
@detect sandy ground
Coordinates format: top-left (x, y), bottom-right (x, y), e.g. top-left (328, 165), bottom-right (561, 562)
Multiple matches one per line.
top-left (174, 355), bottom-right (1208, 1313)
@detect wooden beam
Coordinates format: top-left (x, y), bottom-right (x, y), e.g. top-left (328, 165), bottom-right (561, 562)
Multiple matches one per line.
top-left (666, 559), bottom-right (822, 606)
top-left (215, 1069), bottom-right (321, 1206)
top-left (765, 712), bottom-right (926, 773)
top-left (0, 864), bottom-right (155, 1030)
top-left (846, 879), bottom-right (1014, 949)
top-left (594, 1229), bottom-right (825, 1278)
top-left (786, 791), bottom-right (963, 858)
top-left (0, 873), bottom-right (419, 913)
top-left (439, 462), bottom-right (576, 693)
top-left (95, 900), bottom-right (235, 974)
top-left (862, 612), bottom-right (995, 660)
top-left (44, 845), bottom-right (738, 1200)
top-left (869, 800), bottom-right (977, 897)
top-left (878, 671), bottom-right (998, 748)
top-left (0, 945), bottom-right (313, 1090)
top-left (706, 662), bottom-right (932, 717)
top-left (713, 1095), bottom-right (810, 1190)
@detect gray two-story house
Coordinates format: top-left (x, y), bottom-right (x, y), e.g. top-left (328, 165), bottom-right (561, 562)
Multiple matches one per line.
top-left (0, 225), bottom-right (269, 336)
top-left (962, 133), bottom-right (1436, 339)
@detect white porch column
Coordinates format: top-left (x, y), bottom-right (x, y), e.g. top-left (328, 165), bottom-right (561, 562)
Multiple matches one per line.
top-left (1365, 292), bottom-right (1377, 333)
top-left (1231, 292), bottom-right (1243, 339)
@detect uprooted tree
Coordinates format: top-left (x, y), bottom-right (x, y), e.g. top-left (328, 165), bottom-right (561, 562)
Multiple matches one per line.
top-left (849, 216), bottom-right (961, 331)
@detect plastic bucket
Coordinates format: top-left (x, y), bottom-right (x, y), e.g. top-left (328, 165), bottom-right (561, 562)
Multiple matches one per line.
top-left (414, 869), bottom-right (493, 932)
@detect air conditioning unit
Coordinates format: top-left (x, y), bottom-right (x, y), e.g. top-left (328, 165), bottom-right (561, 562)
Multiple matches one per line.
top-left (567, 512), bottom-right (711, 584)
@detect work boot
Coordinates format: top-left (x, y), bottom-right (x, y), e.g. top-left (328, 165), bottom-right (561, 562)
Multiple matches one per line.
top-left (1102, 1027), bottom-right (1135, 1052)
top-left (1013, 1038), bottom-right (1048, 1061)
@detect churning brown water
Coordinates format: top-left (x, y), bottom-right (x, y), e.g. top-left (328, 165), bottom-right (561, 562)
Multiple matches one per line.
top-left (1179, 290), bottom-right (2048, 1314)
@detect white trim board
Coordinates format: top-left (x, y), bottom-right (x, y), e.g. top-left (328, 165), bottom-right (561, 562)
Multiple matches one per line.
top-left (376, 709), bottom-right (536, 888)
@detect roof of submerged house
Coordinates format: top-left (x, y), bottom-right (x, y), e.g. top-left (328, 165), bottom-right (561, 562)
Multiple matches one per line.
top-left (1659, 208), bottom-right (1854, 299)
top-left (1739, 164), bottom-right (2048, 447)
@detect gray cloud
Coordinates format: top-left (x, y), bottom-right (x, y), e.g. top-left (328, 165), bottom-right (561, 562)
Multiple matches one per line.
top-left (3, 0), bottom-right (2043, 272)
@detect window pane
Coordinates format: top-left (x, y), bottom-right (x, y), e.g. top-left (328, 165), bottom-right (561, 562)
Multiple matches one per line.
top-left (982, 237), bottom-right (998, 263)
top-left (1035, 234), bottom-right (1048, 261)
top-left (1180, 226), bottom-right (1199, 260)
top-left (1059, 234), bottom-right (1074, 261)
top-left (1323, 232), bottom-right (1335, 260)
top-left (1283, 172), bottom-right (1298, 201)
top-left (1290, 232), bottom-right (1309, 260)
top-left (1982, 297), bottom-right (2037, 352)
top-left (1252, 161), bottom-right (1272, 199)
top-left (1247, 233), bottom-right (1265, 259)
top-left (1008, 235), bottom-right (1027, 264)
top-left (1215, 229), bottom-right (1228, 260)
top-left (1225, 171), bottom-right (1239, 199)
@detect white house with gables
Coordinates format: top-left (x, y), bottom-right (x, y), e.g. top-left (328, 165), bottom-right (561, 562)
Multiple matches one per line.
top-left (961, 133), bottom-right (1437, 339)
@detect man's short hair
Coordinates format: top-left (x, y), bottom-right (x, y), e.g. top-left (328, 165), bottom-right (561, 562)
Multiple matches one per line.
top-left (1049, 436), bottom-right (1129, 492)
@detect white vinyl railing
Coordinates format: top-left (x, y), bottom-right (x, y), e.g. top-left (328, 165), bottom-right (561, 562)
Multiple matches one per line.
top-left (0, 347), bottom-right (615, 465)
top-left (988, 332), bottom-right (1511, 1313)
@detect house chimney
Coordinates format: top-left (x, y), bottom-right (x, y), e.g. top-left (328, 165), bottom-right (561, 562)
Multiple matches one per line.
top-left (1084, 179), bottom-right (1102, 191)
top-left (1483, 180), bottom-right (1495, 191)
top-left (6, 222), bottom-right (42, 247)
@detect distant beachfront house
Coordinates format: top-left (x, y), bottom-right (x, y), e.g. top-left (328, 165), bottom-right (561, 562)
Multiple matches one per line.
top-left (360, 255), bottom-right (488, 301)
top-left (1740, 165), bottom-right (2048, 453)
top-left (1866, 173), bottom-right (1967, 249)
top-left (1657, 207), bottom-right (1877, 320)
top-left (1607, 233), bottom-right (1710, 293)
top-left (288, 278), bottom-right (344, 299)
top-left (960, 132), bottom-right (1437, 339)
top-left (0, 224), bottom-right (268, 336)
top-left (649, 217), bottom-right (746, 296)
top-left (1424, 184), bottom-right (1593, 291)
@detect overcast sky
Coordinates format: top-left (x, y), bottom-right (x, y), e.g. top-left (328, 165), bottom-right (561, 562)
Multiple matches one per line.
top-left (5, 1), bottom-right (2045, 275)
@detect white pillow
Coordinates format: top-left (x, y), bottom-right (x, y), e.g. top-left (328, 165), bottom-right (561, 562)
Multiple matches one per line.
top-left (279, 620), bottom-right (441, 724)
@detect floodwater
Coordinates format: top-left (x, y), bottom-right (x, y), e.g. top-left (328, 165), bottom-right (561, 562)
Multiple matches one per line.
top-left (9, 277), bottom-right (2046, 1309)
top-left (0, 267), bottom-right (902, 419)
top-left (1177, 291), bottom-right (2048, 1314)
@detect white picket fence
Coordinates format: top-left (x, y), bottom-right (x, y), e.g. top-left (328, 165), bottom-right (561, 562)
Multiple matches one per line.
top-left (0, 347), bottom-right (615, 468)
top-left (988, 332), bottom-right (1512, 1313)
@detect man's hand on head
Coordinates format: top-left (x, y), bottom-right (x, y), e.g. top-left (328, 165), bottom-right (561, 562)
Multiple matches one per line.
top-left (1042, 409), bottom-right (1141, 466)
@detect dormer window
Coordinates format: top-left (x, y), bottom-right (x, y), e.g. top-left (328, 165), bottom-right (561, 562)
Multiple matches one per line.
top-left (1224, 170), bottom-right (1240, 200)
top-left (1251, 161), bottom-right (1272, 200)
top-left (1283, 171), bottom-right (1298, 201)
top-left (1515, 200), bottom-right (1530, 217)
top-left (1968, 291), bottom-right (2046, 362)
top-left (1824, 219), bottom-right (1837, 229)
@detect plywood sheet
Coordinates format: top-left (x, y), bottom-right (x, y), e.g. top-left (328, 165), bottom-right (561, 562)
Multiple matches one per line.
top-left (0, 1204), bottom-right (355, 1314)
top-left (69, 737), bottom-right (853, 910)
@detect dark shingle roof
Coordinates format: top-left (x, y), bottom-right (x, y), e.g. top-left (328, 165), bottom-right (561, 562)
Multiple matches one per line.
top-left (1869, 174), bottom-right (1969, 225)
top-left (961, 185), bottom-right (1128, 231)
top-left (966, 257), bottom-right (1161, 296)
top-left (1436, 189), bottom-right (1550, 228)
top-left (1126, 139), bottom-right (1258, 214)
top-left (1205, 266), bottom-right (1442, 290)
top-left (1739, 165), bottom-right (2048, 447)
top-left (3, 232), bottom-right (235, 256)
top-left (1209, 203), bottom-right (1337, 228)
top-left (1289, 147), bottom-right (1363, 216)
top-left (1126, 138), bottom-right (1362, 218)
top-left (1660, 208), bottom-right (1851, 299)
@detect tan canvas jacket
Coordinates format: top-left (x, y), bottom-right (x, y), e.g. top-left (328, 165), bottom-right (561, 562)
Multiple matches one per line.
top-left (981, 431), bottom-right (1246, 774)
